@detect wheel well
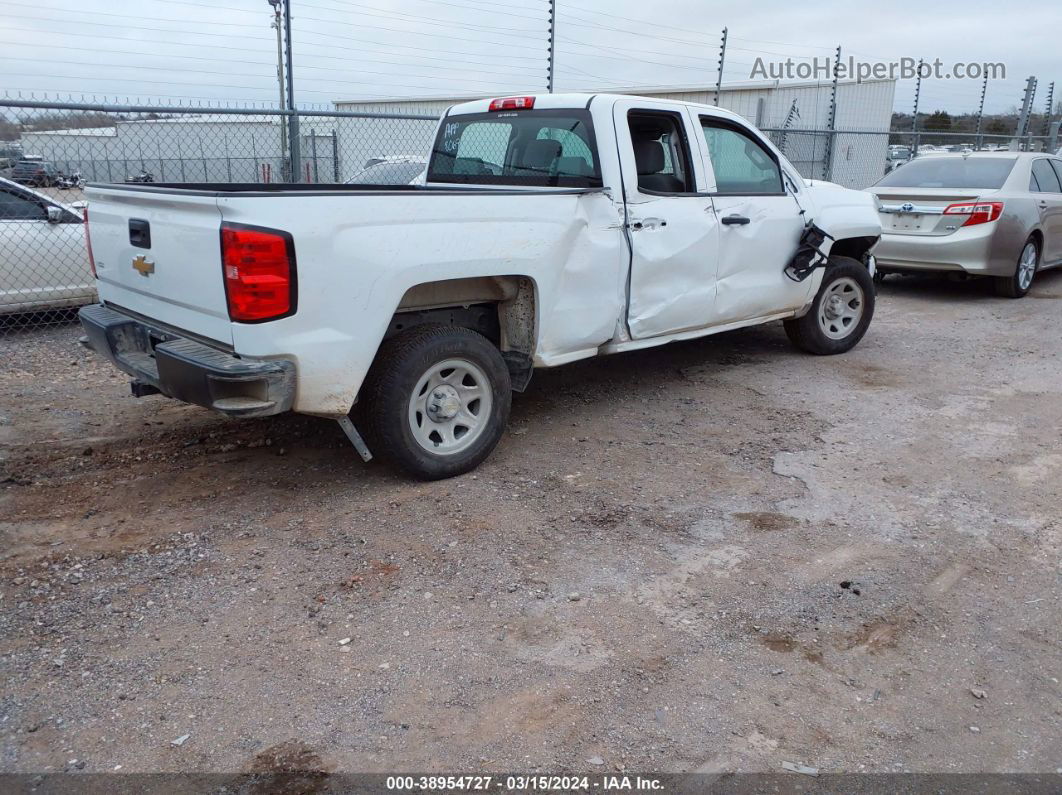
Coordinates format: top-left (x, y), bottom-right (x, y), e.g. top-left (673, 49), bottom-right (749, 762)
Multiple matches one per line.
top-left (388, 276), bottom-right (538, 391)
top-left (1028, 229), bottom-right (1044, 252)
top-left (830, 236), bottom-right (879, 264)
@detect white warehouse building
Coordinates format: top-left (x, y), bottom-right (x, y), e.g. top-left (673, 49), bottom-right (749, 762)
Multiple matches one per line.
top-left (21, 115), bottom-right (339, 184)
top-left (334, 78), bottom-right (897, 188)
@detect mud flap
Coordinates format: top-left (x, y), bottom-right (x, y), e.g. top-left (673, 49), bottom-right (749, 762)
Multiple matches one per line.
top-left (337, 416), bottom-right (373, 462)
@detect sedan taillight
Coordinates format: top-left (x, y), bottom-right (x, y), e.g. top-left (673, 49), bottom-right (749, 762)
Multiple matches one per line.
top-left (220, 223), bottom-right (297, 322)
top-left (942, 201), bottom-right (1004, 226)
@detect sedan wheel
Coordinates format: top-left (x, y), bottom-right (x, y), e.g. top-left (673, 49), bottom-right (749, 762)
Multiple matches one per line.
top-left (995, 238), bottom-right (1039, 298)
top-left (1017, 241), bottom-right (1037, 291)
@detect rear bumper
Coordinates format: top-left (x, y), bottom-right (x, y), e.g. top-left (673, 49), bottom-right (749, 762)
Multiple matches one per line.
top-left (78, 304), bottom-right (295, 418)
top-left (874, 224), bottom-right (1020, 276)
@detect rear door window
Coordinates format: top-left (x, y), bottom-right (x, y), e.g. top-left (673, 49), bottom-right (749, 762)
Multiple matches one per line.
top-left (1046, 159), bottom-right (1062, 192)
top-left (1031, 159), bottom-right (1062, 193)
top-left (627, 110), bottom-right (695, 195)
top-left (428, 111), bottom-right (602, 187)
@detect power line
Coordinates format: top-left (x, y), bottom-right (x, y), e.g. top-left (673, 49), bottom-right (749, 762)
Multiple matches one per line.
top-left (301, 0), bottom-right (546, 25)
top-left (0, 54), bottom-right (541, 88)
top-left (0, 23), bottom-right (547, 68)
top-left (291, 21), bottom-right (546, 53)
top-left (563, 0), bottom-right (722, 39)
top-left (294, 9), bottom-right (544, 43)
top-left (3, 11), bottom-right (272, 42)
top-left (4, 0), bottom-right (267, 29)
top-left (0, 38), bottom-right (544, 80)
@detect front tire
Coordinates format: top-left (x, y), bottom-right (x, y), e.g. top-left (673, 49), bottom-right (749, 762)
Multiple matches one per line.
top-left (994, 238), bottom-right (1038, 298)
top-left (359, 324), bottom-right (511, 480)
top-left (784, 256), bottom-right (875, 355)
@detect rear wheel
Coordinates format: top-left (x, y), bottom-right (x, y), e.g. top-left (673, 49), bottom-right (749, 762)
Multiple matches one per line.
top-left (994, 238), bottom-right (1038, 298)
top-left (359, 323), bottom-right (511, 480)
top-left (784, 256), bottom-right (875, 355)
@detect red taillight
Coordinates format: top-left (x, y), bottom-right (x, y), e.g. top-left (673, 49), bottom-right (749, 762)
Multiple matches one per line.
top-left (488, 96), bottom-right (535, 111)
top-left (83, 207), bottom-right (96, 278)
top-left (943, 201), bottom-right (1004, 227)
top-left (220, 223), bottom-right (296, 322)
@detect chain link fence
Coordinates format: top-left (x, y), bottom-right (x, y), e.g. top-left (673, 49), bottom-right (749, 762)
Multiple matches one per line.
top-left (0, 100), bottom-right (437, 334)
top-left (2, 98), bottom-right (1059, 334)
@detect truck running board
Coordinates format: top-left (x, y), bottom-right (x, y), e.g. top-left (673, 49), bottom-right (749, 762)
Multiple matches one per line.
top-left (336, 416), bottom-right (373, 462)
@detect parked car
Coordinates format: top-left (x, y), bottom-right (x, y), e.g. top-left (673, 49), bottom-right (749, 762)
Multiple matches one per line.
top-left (0, 175), bottom-right (94, 314)
top-left (885, 146), bottom-right (912, 174)
top-left (345, 156), bottom-right (426, 185)
top-left (11, 159), bottom-right (60, 187)
top-left (868, 152), bottom-right (1062, 297)
top-left (78, 92), bottom-right (881, 478)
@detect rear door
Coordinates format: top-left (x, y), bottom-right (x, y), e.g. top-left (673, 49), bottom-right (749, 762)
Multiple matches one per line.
top-left (696, 114), bottom-right (809, 323)
top-left (87, 186), bottom-right (232, 344)
top-left (1032, 158), bottom-right (1062, 263)
top-left (611, 98), bottom-right (719, 339)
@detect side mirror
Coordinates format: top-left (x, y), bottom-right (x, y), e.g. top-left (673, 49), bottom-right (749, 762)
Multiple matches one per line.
top-left (46, 206), bottom-right (63, 224)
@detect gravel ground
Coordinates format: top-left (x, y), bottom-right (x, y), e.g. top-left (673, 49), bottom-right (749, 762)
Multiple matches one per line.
top-left (1, 273), bottom-right (1060, 777)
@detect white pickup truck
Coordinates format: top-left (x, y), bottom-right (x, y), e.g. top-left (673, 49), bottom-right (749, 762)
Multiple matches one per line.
top-left (79, 93), bottom-right (881, 479)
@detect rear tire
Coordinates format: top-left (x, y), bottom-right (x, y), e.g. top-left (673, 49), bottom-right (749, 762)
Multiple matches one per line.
top-left (359, 323), bottom-right (511, 480)
top-left (784, 256), bottom-right (875, 355)
top-left (994, 238), bottom-right (1038, 298)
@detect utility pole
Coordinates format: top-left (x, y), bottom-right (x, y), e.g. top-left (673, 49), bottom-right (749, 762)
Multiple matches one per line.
top-left (268, 0), bottom-right (288, 180)
top-left (1015, 75), bottom-right (1037, 150)
top-left (974, 72), bottom-right (987, 150)
top-left (283, 0), bottom-right (300, 181)
top-left (822, 45), bottom-right (840, 180)
top-left (911, 58), bottom-right (923, 154)
top-left (713, 27), bottom-right (727, 106)
top-left (546, 0), bottom-right (555, 93)
top-left (1041, 82), bottom-right (1055, 137)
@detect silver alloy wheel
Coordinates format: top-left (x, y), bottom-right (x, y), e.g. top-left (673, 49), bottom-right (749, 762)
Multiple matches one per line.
top-left (407, 358), bottom-right (492, 456)
top-left (1017, 242), bottom-right (1038, 291)
top-left (818, 276), bottom-right (865, 340)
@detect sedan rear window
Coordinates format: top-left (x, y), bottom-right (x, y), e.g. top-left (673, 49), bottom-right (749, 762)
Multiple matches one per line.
top-left (876, 157), bottom-right (1016, 189)
top-left (428, 110), bottom-right (602, 188)
top-left (346, 162), bottom-right (424, 185)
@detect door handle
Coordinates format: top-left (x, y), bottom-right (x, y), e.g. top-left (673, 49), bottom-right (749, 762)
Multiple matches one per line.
top-left (631, 217), bottom-right (667, 231)
top-left (721, 214), bottom-right (751, 226)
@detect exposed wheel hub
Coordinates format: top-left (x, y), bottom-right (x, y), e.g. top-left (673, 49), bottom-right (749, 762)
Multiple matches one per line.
top-left (824, 294), bottom-right (846, 320)
top-left (426, 385), bottom-right (461, 422)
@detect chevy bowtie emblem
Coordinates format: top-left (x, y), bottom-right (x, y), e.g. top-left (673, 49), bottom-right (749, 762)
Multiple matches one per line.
top-left (132, 255), bottom-right (155, 276)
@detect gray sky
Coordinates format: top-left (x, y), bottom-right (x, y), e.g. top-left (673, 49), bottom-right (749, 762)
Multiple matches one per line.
top-left (1, 0), bottom-right (1058, 115)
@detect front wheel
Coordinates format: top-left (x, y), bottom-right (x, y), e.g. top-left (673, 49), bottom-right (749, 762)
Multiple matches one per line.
top-left (359, 324), bottom-right (511, 480)
top-left (784, 256), bottom-right (875, 355)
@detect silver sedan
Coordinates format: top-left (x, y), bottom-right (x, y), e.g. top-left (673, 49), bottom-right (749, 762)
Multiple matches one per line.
top-left (866, 152), bottom-right (1062, 297)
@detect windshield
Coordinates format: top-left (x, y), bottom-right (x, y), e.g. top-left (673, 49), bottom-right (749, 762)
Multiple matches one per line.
top-left (346, 161), bottom-right (424, 185)
top-left (876, 157), bottom-right (1016, 189)
top-left (427, 110), bottom-right (602, 188)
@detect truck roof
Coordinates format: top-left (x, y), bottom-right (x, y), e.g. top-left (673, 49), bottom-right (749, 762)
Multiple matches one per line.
top-left (447, 93), bottom-right (745, 124)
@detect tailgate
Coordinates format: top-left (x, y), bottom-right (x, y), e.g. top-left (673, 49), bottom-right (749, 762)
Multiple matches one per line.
top-left (86, 186), bottom-right (232, 344)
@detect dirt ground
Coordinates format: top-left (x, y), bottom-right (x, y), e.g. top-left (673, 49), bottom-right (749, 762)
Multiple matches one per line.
top-left (1, 273), bottom-right (1060, 777)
